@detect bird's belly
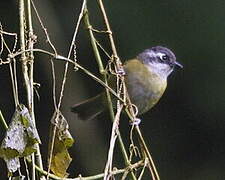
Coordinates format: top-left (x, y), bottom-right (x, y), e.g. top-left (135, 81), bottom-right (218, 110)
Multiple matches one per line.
top-left (125, 73), bottom-right (167, 114)
top-left (128, 84), bottom-right (164, 114)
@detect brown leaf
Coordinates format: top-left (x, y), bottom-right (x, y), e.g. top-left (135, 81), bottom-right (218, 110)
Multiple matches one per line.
top-left (49, 111), bottom-right (74, 177)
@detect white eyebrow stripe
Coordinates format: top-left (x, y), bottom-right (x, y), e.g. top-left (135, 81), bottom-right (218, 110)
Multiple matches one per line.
top-left (155, 52), bottom-right (166, 59)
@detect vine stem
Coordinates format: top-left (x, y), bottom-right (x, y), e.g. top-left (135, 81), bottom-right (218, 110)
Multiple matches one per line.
top-left (83, 4), bottom-right (137, 180)
top-left (103, 105), bottom-right (123, 180)
top-left (97, 0), bottom-right (160, 179)
top-left (46, 0), bottom-right (86, 179)
top-left (19, 0), bottom-right (44, 179)
top-left (0, 110), bottom-right (8, 129)
top-left (27, 158), bottom-right (144, 180)
top-left (9, 48), bottom-right (124, 103)
top-left (19, 1), bottom-right (37, 180)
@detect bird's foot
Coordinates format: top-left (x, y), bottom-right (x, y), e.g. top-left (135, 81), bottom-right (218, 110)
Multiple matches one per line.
top-left (130, 118), bottom-right (141, 126)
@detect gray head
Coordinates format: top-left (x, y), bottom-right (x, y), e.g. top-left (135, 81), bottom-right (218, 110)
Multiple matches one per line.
top-left (137, 46), bottom-right (183, 78)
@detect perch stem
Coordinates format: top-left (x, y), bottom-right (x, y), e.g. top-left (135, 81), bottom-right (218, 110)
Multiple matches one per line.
top-left (97, 0), bottom-right (160, 179)
top-left (83, 4), bottom-right (137, 180)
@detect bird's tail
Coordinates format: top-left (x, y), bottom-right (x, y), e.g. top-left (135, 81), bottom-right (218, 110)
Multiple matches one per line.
top-left (71, 94), bottom-right (104, 121)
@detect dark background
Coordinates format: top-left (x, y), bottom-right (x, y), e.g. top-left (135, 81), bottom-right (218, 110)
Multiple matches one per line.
top-left (0, 0), bottom-right (225, 179)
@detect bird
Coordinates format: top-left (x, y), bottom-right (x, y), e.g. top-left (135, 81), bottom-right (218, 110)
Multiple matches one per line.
top-left (71, 46), bottom-right (183, 121)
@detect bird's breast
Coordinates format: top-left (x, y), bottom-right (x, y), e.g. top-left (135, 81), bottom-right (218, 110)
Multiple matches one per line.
top-left (124, 59), bottom-right (167, 114)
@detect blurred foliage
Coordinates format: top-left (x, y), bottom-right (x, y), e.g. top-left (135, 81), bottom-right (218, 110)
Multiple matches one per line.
top-left (0, 0), bottom-right (225, 179)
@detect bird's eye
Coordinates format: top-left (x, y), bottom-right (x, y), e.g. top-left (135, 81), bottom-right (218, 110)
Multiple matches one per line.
top-left (162, 55), bottom-right (169, 61)
top-left (156, 52), bottom-right (169, 61)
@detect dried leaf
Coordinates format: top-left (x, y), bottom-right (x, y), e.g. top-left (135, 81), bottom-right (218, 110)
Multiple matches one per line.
top-left (49, 111), bottom-right (74, 177)
top-left (0, 104), bottom-right (41, 172)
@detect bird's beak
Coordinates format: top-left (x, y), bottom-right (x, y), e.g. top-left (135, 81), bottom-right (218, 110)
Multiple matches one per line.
top-left (174, 61), bottom-right (183, 68)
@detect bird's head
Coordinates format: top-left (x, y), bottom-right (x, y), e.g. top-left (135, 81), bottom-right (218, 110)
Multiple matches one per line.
top-left (137, 46), bottom-right (183, 79)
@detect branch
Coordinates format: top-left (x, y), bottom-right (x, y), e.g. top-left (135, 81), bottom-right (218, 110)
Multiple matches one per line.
top-left (29, 159), bottom-right (144, 180)
top-left (19, 0), bottom-right (44, 179)
top-left (9, 48), bottom-right (124, 103)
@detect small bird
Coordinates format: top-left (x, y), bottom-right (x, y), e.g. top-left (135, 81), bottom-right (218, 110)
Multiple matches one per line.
top-left (71, 46), bottom-right (183, 120)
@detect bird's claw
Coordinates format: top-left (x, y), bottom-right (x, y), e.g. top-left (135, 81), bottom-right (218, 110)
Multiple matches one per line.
top-left (130, 118), bottom-right (141, 126)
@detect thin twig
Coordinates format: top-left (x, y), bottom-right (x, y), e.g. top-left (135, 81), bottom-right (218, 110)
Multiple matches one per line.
top-left (0, 25), bottom-right (19, 106)
top-left (97, 0), bottom-right (118, 61)
top-left (103, 104), bottom-right (123, 180)
top-left (135, 126), bottom-right (159, 180)
top-left (46, 60), bottom-right (58, 179)
top-left (26, 1), bottom-right (45, 179)
top-left (56, 0), bottom-right (86, 110)
top-left (51, 59), bottom-right (57, 109)
top-left (0, 110), bottom-right (8, 129)
top-left (19, 0), bottom-right (26, 60)
top-left (67, 0), bottom-right (86, 61)
top-left (0, 29), bottom-right (18, 36)
top-left (138, 158), bottom-right (148, 180)
top-left (31, 0), bottom-right (57, 55)
top-left (27, 157), bottom-right (144, 180)
top-left (24, 158), bottom-right (31, 180)
top-left (9, 59), bottom-right (19, 106)
top-left (83, 7), bottom-right (106, 75)
top-left (9, 48), bottom-right (124, 103)
top-left (95, 39), bottom-right (111, 60)
top-left (0, 23), bottom-right (18, 53)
